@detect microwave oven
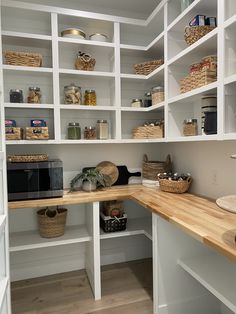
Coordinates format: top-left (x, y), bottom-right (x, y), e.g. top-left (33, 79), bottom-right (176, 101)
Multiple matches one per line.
top-left (7, 159), bottom-right (63, 201)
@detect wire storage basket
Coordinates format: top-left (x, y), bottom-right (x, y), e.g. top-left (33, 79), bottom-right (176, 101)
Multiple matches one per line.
top-left (37, 207), bottom-right (67, 238)
top-left (5, 51), bottom-right (42, 67)
top-left (100, 212), bottom-right (127, 233)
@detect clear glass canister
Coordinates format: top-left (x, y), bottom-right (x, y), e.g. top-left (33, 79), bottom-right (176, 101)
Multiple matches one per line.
top-left (27, 86), bottom-right (41, 104)
top-left (67, 122), bottom-right (81, 139)
top-left (84, 89), bottom-right (96, 106)
top-left (151, 86), bottom-right (164, 106)
top-left (183, 119), bottom-right (198, 136)
top-left (131, 99), bottom-right (142, 108)
top-left (64, 84), bottom-right (82, 104)
top-left (97, 120), bottom-right (109, 139)
top-left (84, 126), bottom-right (97, 140)
top-left (143, 92), bottom-right (152, 107)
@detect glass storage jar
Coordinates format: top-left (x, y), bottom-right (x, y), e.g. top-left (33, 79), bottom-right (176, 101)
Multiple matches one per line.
top-left (131, 99), bottom-right (142, 108)
top-left (67, 122), bottom-right (81, 139)
top-left (27, 87), bottom-right (41, 104)
top-left (10, 89), bottom-right (23, 103)
top-left (64, 84), bottom-right (82, 104)
top-left (183, 119), bottom-right (198, 136)
top-left (84, 126), bottom-right (97, 139)
top-left (151, 86), bottom-right (164, 106)
top-left (84, 89), bottom-right (96, 106)
top-left (96, 120), bottom-right (109, 139)
top-left (143, 92), bottom-right (152, 107)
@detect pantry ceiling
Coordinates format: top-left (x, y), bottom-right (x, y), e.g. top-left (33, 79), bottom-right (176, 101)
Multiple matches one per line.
top-left (22, 0), bottom-right (162, 19)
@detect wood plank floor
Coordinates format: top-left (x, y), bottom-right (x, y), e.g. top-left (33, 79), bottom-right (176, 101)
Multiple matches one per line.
top-left (11, 259), bottom-right (153, 314)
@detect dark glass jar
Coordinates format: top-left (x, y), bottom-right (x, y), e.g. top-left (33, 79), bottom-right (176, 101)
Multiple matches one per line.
top-left (204, 111), bottom-right (217, 135)
top-left (10, 89), bottom-right (23, 103)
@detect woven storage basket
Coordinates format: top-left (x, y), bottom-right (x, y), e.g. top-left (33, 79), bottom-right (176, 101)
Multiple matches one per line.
top-left (134, 59), bottom-right (164, 75)
top-left (7, 154), bottom-right (48, 163)
top-left (159, 177), bottom-right (192, 194)
top-left (37, 207), bottom-right (67, 238)
top-left (184, 26), bottom-right (215, 46)
top-left (5, 51), bottom-right (42, 67)
top-left (101, 200), bottom-right (124, 217)
top-left (132, 125), bottom-right (164, 139)
top-left (100, 212), bottom-right (127, 233)
top-left (75, 54), bottom-right (96, 71)
top-left (143, 154), bottom-right (172, 181)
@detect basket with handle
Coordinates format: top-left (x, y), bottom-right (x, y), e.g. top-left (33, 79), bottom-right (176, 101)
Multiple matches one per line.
top-left (37, 207), bottom-right (67, 238)
top-left (142, 154), bottom-right (172, 181)
top-left (159, 177), bottom-right (192, 193)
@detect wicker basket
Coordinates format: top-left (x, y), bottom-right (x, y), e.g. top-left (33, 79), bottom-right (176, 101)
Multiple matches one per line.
top-left (37, 207), bottom-right (67, 238)
top-left (132, 125), bottom-right (164, 139)
top-left (100, 212), bottom-right (127, 233)
top-left (101, 200), bottom-right (124, 217)
top-left (142, 154), bottom-right (172, 181)
top-left (184, 26), bottom-right (215, 46)
top-left (5, 127), bottom-right (23, 140)
top-left (25, 127), bottom-right (49, 140)
top-left (75, 53), bottom-right (96, 71)
top-left (5, 51), bottom-right (42, 67)
top-left (7, 154), bottom-right (48, 163)
top-left (159, 177), bottom-right (192, 193)
top-left (134, 59), bottom-right (164, 75)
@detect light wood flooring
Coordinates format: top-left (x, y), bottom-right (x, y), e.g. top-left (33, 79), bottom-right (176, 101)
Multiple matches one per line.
top-left (11, 259), bottom-right (153, 314)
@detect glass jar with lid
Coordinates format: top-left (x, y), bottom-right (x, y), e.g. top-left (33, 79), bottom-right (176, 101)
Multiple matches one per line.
top-left (183, 119), bottom-right (198, 136)
top-left (96, 120), bottom-right (109, 139)
top-left (27, 86), bottom-right (41, 104)
top-left (151, 86), bottom-right (164, 106)
top-left (143, 92), bottom-right (152, 107)
top-left (131, 99), bottom-right (143, 108)
top-left (10, 89), bottom-right (23, 103)
top-left (84, 89), bottom-right (96, 106)
top-left (84, 126), bottom-right (97, 140)
top-left (64, 84), bottom-right (82, 104)
top-left (67, 122), bottom-right (81, 139)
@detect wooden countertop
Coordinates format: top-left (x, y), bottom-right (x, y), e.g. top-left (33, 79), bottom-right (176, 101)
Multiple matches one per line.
top-left (8, 185), bottom-right (236, 263)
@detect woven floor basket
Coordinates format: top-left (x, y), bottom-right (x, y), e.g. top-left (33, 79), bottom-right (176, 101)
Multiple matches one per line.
top-left (159, 177), bottom-right (192, 193)
top-left (5, 51), bottom-right (42, 67)
top-left (75, 55), bottom-right (96, 71)
top-left (37, 207), bottom-right (67, 238)
top-left (134, 59), bottom-right (164, 75)
top-left (184, 26), bottom-right (215, 46)
top-left (142, 154), bottom-right (172, 181)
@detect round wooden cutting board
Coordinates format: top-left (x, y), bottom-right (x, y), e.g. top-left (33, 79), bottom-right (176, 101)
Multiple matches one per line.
top-left (216, 195), bottom-right (236, 214)
top-left (96, 161), bottom-right (119, 185)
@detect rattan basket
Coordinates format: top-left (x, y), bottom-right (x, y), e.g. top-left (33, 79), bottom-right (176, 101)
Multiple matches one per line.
top-left (159, 177), bottom-right (192, 193)
top-left (134, 59), bottom-right (164, 75)
top-left (75, 53), bottom-right (96, 71)
top-left (7, 154), bottom-right (48, 163)
top-left (132, 125), bottom-right (164, 139)
top-left (37, 207), bottom-right (67, 238)
top-left (184, 26), bottom-right (215, 46)
top-left (5, 51), bottom-right (42, 67)
top-left (142, 154), bottom-right (172, 181)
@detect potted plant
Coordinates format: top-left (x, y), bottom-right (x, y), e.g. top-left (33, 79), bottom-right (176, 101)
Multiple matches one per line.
top-left (70, 168), bottom-right (111, 192)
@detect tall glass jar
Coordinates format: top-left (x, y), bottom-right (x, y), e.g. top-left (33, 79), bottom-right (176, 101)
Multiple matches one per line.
top-left (84, 89), bottom-right (96, 106)
top-left (67, 122), bottom-right (81, 139)
top-left (151, 86), bottom-right (164, 106)
top-left (64, 84), bottom-right (82, 104)
top-left (27, 87), bottom-right (41, 104)
top-left (96, 120), bottom-right (109, 139)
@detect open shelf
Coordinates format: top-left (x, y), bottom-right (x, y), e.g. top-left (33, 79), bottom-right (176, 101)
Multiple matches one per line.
top-left (2, 65), bottom-right (53, 73)
top-left (60, 105), bottom-right (116, 111)
top-left (58, 36), bottom-right (115, 48)
top-left (178, 254), bottom-right (236, 313)
top-left (2, 30), bottom-right (52, 41)
top-left (9, 225), bottom-right (91, 252)
top-left (4, 103), bottom-right (54, 109)
top-left (5, 140), bottom-right (57, 145)
top-left (224, 81), bottom-right (236, 134)
top-left (0, 278), bottom-right (8, 311)
top-left (225, 0), bottom-right (236, 22)
top-left (225, 21), bottom-right (236, 78)
top-left (59, 68), bottom-right (115, 78)
top-left (100, 217), bottom-right (152, 240)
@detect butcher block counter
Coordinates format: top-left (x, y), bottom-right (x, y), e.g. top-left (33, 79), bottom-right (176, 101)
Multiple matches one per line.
top-left (8, 185), bottom-right (236, 263)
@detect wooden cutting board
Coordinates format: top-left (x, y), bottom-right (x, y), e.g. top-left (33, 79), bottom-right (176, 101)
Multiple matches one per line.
top-left (216, 195), bottom-right (236, 213)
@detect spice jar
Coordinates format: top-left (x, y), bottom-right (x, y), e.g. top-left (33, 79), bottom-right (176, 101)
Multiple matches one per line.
top-left (143, 92), bottom-right (152, 107)
top-left (64, 84), bottom-right (82, 104)
top-left (183, 119), bottom-right (198, 136)
top-left (27, 87), bottom-right (41, 104)
top-left (10, 89), bottom-right (23, 103)
top-left (67, 122), bottom-right (81, 139)
top-left (131, 99), bottom-right (142, 108)
top-left (97, 120), bottom-right (109, 139)
top-left (151, 86), bottom-right (164, 106)
top-left (84, 89), bottom-right (96, 106)
top-left (84, 126), bottom-right (97, 139)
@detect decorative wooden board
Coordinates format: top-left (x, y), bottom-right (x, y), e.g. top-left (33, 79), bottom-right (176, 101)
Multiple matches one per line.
top-left (216, 195), bottom-right (236, 214)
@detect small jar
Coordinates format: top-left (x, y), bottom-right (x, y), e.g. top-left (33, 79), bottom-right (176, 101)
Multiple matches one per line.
top-left (143, 92), bottom-right (152, 107)
top-left (131, 99), bottom-right (142, 108)
top-left (84, 126), bottom-right (97, 139)
top-left (151, 86), bottom-right (164, 106)
top-left (64, 84), bottom-right (82, 104)
top-left (183, 119), bottom-right (198, 136)
top-left (96, 120), bottom-right (109, 139)
top-left (67, 122), bottom-right (81, 139)
top-left (84, 89), bottom-right (96, 106)
top-left (10, 89), bottom-right (23, 103)
top-left (27, 87), bottom-right (41, 104)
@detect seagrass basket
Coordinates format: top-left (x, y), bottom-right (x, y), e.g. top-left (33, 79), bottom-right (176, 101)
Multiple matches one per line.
top-left (134, 59), bottom-right (164, 75)
top-left (184, 26), bottom-right (215, 46)
top-left (5, 51), bottom-right (42, 67)
top-left (132, 125), bottom-right (164, 139)
top-left (37, 207), bottom-right (67, 238)
top-left (159, 177), bottom-right (192, 193)
top-left (75, 53), bottom-right (96, 71)
top-left (142, 154), bottom-right (172, 181)
top-left (7, 154), bottom-right (48, 163)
